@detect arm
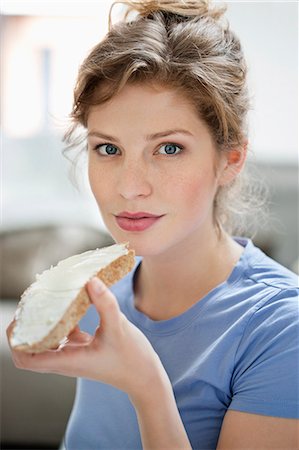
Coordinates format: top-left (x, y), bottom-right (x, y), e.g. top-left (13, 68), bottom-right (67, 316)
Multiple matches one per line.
top-left (7, 277), bottom-right (191, 450)
top-left (217, 410), bottom-right (299, 449)
top-left (130, 376), bottom-right (191, 450)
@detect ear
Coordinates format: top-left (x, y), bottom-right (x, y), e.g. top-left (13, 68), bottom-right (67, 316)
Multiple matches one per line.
top-left (217, 140), bottom-right (248, 186)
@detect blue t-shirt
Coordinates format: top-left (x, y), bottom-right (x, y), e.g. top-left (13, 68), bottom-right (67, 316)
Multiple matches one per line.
top-left (65, 238), bottom-right (299, 450)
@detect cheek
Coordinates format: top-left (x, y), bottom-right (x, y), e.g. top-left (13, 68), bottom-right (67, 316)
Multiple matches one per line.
top-left (169, 168), bottom-right (217, 207)
top-left (88, 160), bottom-right (111, 202)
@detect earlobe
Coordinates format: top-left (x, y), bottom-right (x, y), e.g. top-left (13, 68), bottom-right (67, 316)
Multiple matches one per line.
top-left (218, 141), bottom-right (248, 186)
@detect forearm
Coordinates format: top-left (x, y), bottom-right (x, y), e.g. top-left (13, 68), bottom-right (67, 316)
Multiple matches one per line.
top-left (130, 374), bottom-right (192, 450)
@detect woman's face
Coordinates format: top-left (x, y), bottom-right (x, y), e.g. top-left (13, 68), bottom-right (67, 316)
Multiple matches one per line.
top-left (87, 83), bottom-right (228, 256)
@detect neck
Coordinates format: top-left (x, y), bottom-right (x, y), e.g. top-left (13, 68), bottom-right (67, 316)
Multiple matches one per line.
top-left (133, 229), bottom-right (243, 321)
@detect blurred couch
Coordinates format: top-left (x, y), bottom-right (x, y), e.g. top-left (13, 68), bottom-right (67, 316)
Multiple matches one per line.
top-left (0, 225), bottom-right (114, 450)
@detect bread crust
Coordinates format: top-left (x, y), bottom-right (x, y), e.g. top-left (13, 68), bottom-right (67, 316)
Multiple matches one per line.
top-left (11, 249), bottom-right (135, 353)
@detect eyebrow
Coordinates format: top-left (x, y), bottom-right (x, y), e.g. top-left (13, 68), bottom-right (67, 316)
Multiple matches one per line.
top-left (87, 129), bottom-right (194, 142)
top-left (147, 129), bottom-right (194, 140)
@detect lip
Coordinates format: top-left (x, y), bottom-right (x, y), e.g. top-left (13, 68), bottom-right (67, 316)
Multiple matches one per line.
top-left (115, 211), bottom-right (164, 232)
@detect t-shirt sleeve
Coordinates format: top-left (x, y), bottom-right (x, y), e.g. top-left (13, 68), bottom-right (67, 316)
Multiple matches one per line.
top-left (229, 288), bottom-right (299, 419)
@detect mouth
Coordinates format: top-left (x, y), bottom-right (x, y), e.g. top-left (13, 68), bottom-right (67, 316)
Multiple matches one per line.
top-left (114, 212), bottom-right (164, 232)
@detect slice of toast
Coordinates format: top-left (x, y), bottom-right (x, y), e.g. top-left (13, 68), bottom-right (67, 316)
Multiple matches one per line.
top-left (9, 243), bottom-right (135, 353)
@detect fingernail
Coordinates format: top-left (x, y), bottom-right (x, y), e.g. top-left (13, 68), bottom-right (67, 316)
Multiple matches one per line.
top-left (90, 277), bottom-right (105, 295)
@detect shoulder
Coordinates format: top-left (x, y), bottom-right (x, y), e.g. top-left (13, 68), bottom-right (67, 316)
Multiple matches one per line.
top-left (229, 238), bottom-right (298, 318)
top-left (218, 238), bottom-right (298, 330)
top-left (226, 240), bottom-right (298, 410)
top-left (234, 238), bottom-right (298, 346)
top-left (237, 237), bottom-right (298, 290)
top-left (228, 242), bottom-right (299, 419)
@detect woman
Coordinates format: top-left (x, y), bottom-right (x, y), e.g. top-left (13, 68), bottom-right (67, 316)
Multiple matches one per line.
top-left (8, 1), bottom-right (298, 448)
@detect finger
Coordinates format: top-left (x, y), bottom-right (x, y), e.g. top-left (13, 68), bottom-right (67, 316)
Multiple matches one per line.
top-left (65, 326), bottom-right (93, 346)
top-left (11, 343), bottom-right (89, 377)
top-left (86, 277), bottom-right (121, 332)
top-left (6, 319), bottom-right (18, 350)
top-left (6, 319), bottom-right (16, 341)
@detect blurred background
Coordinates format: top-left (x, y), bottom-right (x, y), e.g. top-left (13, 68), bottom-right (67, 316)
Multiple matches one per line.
top-left (0, 1), bottom-right (298, 449)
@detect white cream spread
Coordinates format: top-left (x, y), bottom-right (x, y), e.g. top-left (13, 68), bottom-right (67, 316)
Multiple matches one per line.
top-left (10, 243), bottom-right (129, 347)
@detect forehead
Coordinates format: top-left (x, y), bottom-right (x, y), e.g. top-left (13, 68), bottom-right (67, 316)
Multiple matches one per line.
top-left (87, 83), bottom-right (202, 129)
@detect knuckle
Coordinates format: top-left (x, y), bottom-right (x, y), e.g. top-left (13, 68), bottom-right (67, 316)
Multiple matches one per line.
top-left (103, 293), bottom-right (118, 313)
top-left (12, 354), bottom-right (25, 369)
top-left (12, 351), bottom-right (34, 370)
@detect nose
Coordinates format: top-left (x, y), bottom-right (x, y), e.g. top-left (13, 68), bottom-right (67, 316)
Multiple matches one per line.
top-left (117, 157), bottom-right (152, 200)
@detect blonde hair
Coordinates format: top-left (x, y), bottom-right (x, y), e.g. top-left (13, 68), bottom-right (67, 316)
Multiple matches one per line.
top-left (64, 0), bottom-right (266, 235)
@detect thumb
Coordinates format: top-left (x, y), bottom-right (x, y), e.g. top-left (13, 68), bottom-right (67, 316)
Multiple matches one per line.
top-left (86, 277), bottom-right (121, 330)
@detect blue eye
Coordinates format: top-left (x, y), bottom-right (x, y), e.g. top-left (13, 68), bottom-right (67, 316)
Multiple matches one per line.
top-left (159, 143), bottom-right (183, 155)
top-left (95, 144), bottom-right (120, 156)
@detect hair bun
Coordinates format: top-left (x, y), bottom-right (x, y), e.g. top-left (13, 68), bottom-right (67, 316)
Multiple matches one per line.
top-left (116, 0), bottom-right (226, 22)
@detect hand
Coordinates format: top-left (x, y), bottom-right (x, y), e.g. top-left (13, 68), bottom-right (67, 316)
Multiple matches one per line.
top-left (7, 278), bottom-right (192, 449)
top-left (6, 278), bottom-right (168, 399)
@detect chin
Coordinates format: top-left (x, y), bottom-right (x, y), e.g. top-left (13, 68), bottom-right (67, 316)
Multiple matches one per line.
top-left (108, 229), bottom-right (163, 257)
top-left (118, 238), bottom-right (160, 257)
